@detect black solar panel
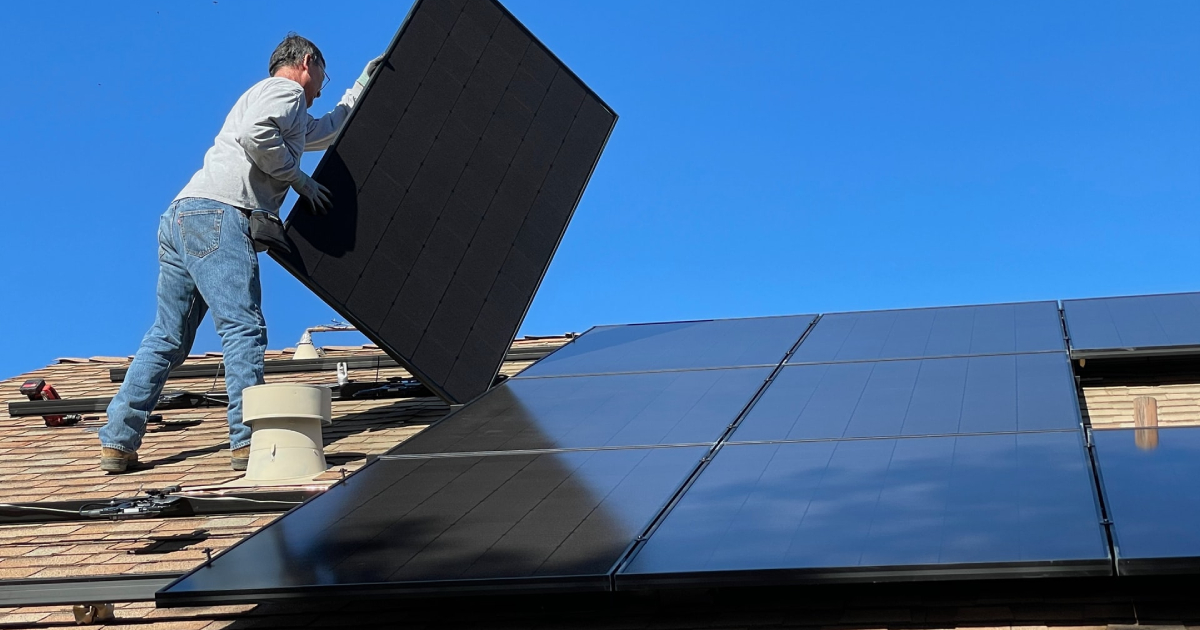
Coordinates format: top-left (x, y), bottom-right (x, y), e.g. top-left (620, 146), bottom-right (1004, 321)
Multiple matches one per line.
top-left (272, 0), bottom-right (617, 404)
top-left (733, 353), bottom-right (1080, 442)
top-left (160, 289), bottom-right (1126, 605)
top-left (1063, 293), bottom-right (1200, 359)
top-left (390, 367), bottom-right (773, 454)
top-left (790, 302), bottom-right (1064, 364)
top-left (518, 315), bottom-right (815, 377)
top-left (618, 432), bottom-right (1110, 587)
top-left (1091, 427), bottom-right (1200, 575)
top-left (158, 446), bottom-right (708, 603)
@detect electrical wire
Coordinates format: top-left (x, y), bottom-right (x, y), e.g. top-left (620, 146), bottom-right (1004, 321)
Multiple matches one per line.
top-left (0, 503), bottom-right (88, 515)
top-left (0, 533), bottom-right (247, 549)
top-left (182, 496), bottom-right (302, 506)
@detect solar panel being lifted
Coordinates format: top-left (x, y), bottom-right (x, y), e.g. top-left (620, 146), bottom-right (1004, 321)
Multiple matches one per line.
top-left (272, 0), bottom-right (617, 404)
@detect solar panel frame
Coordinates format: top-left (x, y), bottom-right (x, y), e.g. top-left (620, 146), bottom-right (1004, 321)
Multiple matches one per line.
top-left (1063, 292), bottom-right (1200, 360)
top-left (269, 0), bottom-right (618, 405)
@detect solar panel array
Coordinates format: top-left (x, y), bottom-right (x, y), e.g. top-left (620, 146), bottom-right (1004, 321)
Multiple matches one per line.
top-left (271, 0), bottom-right (617, 404)
top-left (159, 290), bottom-right (1200, 604)
top-left (162, 300), bottom-right (1131, 604)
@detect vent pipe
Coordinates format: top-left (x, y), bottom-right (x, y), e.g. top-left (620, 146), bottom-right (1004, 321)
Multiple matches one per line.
top-left (293, 331), bottom-right (320, 360)
top-left (1133, 396), bottom-right (1159, 450)
top-left (292, 324), bottom-right (357, 360)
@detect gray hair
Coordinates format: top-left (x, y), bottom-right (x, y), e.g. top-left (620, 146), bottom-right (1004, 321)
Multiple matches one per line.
top-left (268, 33), bottom-right (325, 76)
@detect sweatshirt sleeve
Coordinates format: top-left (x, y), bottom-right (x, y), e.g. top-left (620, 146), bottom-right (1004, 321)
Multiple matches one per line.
top-left (234, 82), bottom-right (307, 184)
top-left (303, 82), bottom-right (365, 152)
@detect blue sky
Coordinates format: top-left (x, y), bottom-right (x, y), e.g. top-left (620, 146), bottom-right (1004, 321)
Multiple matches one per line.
top-left (2, 0), bottom-right (1197, 380)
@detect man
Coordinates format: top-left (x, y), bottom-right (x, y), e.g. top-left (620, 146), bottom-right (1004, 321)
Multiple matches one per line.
top-left (99, 34), bottom-right (382, 473)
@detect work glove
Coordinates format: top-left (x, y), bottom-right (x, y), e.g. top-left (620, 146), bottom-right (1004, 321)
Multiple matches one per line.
top-left (291, 172), bottom-right (332, 215)
top-left (357, 54), bottom-right (385, 87)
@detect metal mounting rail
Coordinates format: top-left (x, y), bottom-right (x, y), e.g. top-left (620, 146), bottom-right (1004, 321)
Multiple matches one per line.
top-left (0, 488), bottom-right (320, 525)
top-left (107, 347), bottom-right (555, 382)
top-left (0, 573), bottom-right (183, 606)
top-left (8, 379), bottom-right (443, 418)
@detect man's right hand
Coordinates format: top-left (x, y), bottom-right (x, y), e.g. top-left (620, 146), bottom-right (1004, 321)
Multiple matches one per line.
top-left (291, 172), bottom-right (332, 215)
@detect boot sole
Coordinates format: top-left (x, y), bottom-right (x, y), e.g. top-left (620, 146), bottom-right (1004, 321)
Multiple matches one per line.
top-left (231, 458), bottom-right (249, 471)
top-left (100, 457), bottom-right (131, 473)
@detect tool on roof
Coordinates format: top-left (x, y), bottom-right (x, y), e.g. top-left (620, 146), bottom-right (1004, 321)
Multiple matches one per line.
top-left (18, 379), bottom-right (81, 427)
top-left (73, 603), bottom-right (115, 625)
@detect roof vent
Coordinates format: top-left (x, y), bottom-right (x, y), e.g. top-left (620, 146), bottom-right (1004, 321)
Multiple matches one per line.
top-left (293, 331), bottom-right (321, 360)
top-left (292, 324), bottom-right (357, 360)
top-left (241, 383), bottom-right (332, 484)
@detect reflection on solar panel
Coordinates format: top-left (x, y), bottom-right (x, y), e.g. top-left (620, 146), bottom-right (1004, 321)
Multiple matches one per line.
top-left (1091, 427), bottom-right (1200, 575)
top-left (1063, 293), bottom-right (1200, 359)
top-left (518, 315), bottom-right (815, 377)
top-left (272, 0), bottom-right (617, 404)
top-left (390, 367), bottom-right (773, 454)
top-left (790, 302), bottom-right (1064, 364)
top-left (158, 446), bottom-right (708, 603)
top-left (733, 353), bottom-right (1080, 442)
top-left (618, 433), bottom-right (1110, 586)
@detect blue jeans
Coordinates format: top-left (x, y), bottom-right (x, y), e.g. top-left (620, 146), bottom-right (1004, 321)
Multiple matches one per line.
top-left (100, 197), bottom-right (267, 453)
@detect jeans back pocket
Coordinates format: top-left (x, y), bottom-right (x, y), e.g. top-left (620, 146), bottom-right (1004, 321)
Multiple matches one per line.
top-left (179, 208), bottom-right (223, 258)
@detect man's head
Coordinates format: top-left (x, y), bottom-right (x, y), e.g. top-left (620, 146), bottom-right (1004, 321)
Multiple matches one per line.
top-left (269, 33), bottom-right (326, 107)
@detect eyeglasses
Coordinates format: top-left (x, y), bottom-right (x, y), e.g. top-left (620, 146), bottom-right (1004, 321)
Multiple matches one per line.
top-left (320, 67), bottom-right (331, 93)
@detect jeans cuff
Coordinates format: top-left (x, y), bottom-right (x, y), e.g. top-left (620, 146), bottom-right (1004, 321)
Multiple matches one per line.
top-left (100, 444), bottom-right (135, 454)
top-left (230, 440), bottom-right (252, 451)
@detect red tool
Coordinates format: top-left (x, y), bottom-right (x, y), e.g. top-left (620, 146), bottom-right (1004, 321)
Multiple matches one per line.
top-left (19, 379), bottom-right (81, 427)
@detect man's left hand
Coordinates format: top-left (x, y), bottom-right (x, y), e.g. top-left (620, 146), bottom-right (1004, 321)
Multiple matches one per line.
top-left (357, 55), bottom-right (385, 87)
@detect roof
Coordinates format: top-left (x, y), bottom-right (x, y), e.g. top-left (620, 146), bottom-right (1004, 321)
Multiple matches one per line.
top-left (0, 337), bottom-right (569, 627)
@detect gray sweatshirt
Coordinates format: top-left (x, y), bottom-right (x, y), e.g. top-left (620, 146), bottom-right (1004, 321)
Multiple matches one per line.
top-left (176, 77), bottom-right (364, 213)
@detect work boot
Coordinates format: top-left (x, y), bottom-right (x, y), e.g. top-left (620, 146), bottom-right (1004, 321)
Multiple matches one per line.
top-left (100, 448), bottom-right (138, 473)
top-left (231, 446), bottom-right (250, 471)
